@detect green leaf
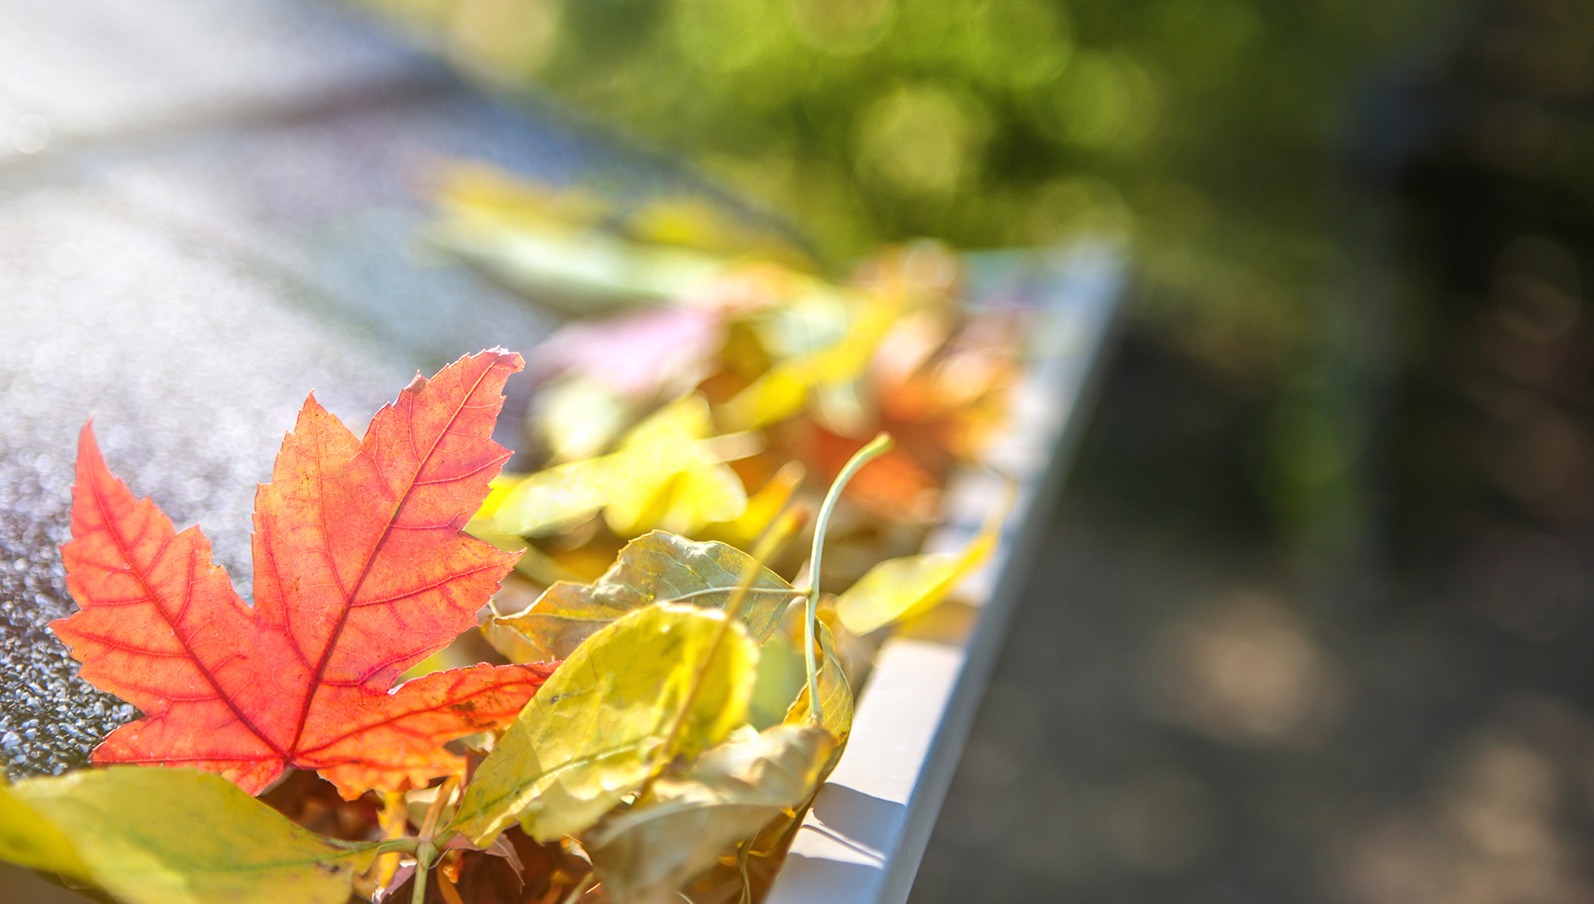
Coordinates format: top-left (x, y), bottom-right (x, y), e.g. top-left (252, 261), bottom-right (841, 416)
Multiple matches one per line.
top-left (746, 630), bottom-right (807, 730)
top-left (486, 530), bottom-right (799, 662)
top-left (0, 768), bottom-right (370, 904)
top-left (834, 523), bottom-right (998, 635)
top-left (585, 724), bottom-right (836, 904)
top-left (785, 620), bottom-right (854, 745)
top-left (453, 604), bottom-right (759, 844)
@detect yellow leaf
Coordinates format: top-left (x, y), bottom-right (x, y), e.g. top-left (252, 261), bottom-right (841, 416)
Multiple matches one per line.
top-left (429, 167), bottom-right (723, 312)
top-left (438, 163), bottom-right (614, 235)
top-left (0, 780), bottom-right (88, 885)
top-left (625, 196), bottom-right (812, 266)
top-left (485, 530), bottom-right (799, 663)
top-left (699, 461), bottom-right (805, 550)
top-left (473, 473), bottom-right (526, 524)
top-left (490, 456), bottom-right (619, 538)
top-left (784, 620), bottom-right (854, 745)
top-left (453, 604), bottom-right (759, 844)
top-left (720, 369), bottom-right (808, 433)
top-left (358, 790), bottom-right (408, 898)
top-left (532, 379), bottom-right (635, 463)
top-left (746, 630), bottom-right (808, 730)
top-left (585, 724), bottom-right (836, 904)
top-left (835, 521), bottom-right (999, 636)
top-left (605, 395), bottom-right (747, 536)
top-left (488, 396), bottom-right (747, 539)
top-left (0, 769), bottom-right (369, 904)
top-left (720, 288), bottom-right (903, 431)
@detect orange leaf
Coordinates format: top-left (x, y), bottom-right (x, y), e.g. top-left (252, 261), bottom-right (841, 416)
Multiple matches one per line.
top-left (54, 350), bottom-right (555, 799)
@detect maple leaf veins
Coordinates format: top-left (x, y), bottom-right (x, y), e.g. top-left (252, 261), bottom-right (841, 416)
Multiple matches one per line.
top-left (54, 350), bottom-right (554, 799)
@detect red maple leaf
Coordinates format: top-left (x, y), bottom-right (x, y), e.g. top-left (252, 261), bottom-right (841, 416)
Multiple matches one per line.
top-left (54, 350), bottom-right (554, 799)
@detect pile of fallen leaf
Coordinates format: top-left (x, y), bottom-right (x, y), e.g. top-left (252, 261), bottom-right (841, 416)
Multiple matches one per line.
top-left (0, 171), bottom-right (1026, 904)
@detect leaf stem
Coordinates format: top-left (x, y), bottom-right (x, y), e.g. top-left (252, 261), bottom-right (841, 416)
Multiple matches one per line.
top-left (803, 433), bottom-right (892, 727)
top-left (411, 845), bottom-right (432, 904)
top-left (334, 836), bottom-right (420, 855)
top-left (411, 776), bottom-right (460, 904)
top-left (419, 776), bottom-right (459, 840)
top-left (736, 840), bottom-right (755, 904)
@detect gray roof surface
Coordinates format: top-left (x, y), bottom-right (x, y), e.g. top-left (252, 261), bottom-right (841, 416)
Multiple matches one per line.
top-left (0, 0), bottom-right (636, 780)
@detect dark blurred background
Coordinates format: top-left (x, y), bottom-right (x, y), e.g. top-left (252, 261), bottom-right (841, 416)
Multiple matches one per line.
top-left (8, 0), bottom-right (1594, 899)
top-left (354, 0), bottom-right (1594, 900)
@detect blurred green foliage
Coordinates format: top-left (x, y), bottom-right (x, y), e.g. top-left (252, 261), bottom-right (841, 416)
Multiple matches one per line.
top-left (365, 0), bottom-right (1452, 369)
top-left (360, 0), bottom-right (1463, 555)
